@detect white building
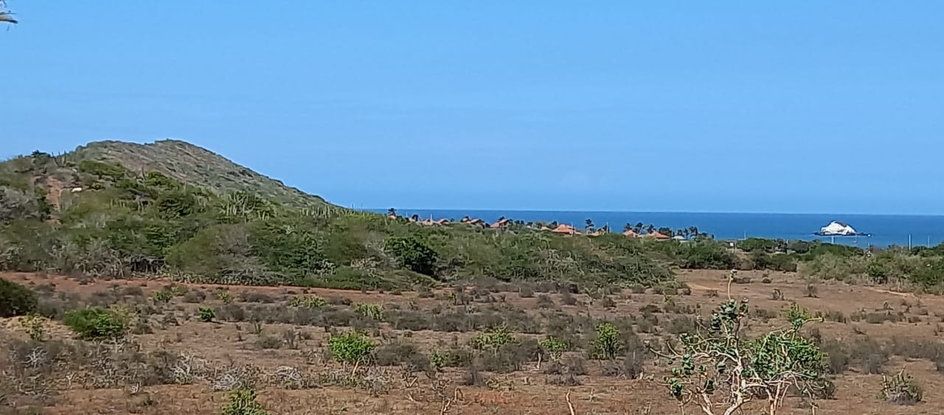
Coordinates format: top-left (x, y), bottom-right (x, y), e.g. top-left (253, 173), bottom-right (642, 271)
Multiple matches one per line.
top-left (819, 221), bottom-right (857, 236)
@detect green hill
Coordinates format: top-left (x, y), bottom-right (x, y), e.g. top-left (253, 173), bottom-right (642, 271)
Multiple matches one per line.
top-left (0, 139), bottom-right (683, 290)
top-left (70, 140), bottom-right (334, 210)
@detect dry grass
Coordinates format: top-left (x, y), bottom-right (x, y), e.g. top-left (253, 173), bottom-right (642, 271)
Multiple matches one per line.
top-left (3, 270), bottom-right (944, 414)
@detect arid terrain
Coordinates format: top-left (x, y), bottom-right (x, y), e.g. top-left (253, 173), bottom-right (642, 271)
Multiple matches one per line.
top-left (3, 270), bottom-right (944, 415)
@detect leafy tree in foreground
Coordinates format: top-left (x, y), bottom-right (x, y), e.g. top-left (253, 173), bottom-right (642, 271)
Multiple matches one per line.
top-left (658, 273), bottom-right (829, 415)
top-left (384, 236), bottom-right (438, 276)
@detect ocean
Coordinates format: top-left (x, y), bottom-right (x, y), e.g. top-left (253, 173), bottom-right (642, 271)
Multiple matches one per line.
top-left (373, 209), bottom-right (944, 248)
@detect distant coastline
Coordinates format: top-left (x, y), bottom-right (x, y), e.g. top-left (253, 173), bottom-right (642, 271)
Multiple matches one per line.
top-left (368, 209), bottom-right (944, 248)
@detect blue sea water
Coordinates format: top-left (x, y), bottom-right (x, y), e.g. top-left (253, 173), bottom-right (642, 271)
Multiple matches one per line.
top-left (373, 209), bottom-right (944, 248)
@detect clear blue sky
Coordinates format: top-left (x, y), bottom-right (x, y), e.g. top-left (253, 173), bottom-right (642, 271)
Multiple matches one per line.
top-left (3, 2), bottom-right (942, 214)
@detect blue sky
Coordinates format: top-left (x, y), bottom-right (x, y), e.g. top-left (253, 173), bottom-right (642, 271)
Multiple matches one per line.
top-left (2, 2), bottom-right (943, 214)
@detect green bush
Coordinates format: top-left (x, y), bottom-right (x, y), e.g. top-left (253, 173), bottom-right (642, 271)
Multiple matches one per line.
top-left (591, 322), bottom-right (621, 360)
top-left (328, 331), bottom-right (375, 365)
top-left (63, 307), bottom-right (129, 339)
top-left (0, 278), bottom-right (37, 317)
top-left (198, 307), bottom-right (215, 322)
top-left (288, 296), bottom-right (327, 309)
top-left (471, 326), bottom-right (515, 352)
top-left (249, 219), bottom-right (328, 278)
top-left (222, 387), bottom-right (269, 415)
top-left (384, 236), bottom-right (438, 276)
top-left (676, 241), bottom-right (736, 269)
top-left (539, 336), bottom-right (569, 360)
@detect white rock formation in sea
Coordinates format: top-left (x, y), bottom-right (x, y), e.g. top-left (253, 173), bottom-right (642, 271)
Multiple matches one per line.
top-left (820, 221), bottom-right (858, 236)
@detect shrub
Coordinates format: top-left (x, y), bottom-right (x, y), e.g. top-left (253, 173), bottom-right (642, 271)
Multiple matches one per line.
top-left (63, 307), bottom-right (129, 339)
top-left (478, 338), bottom-right (541, 373)
top-left (535, 294), bottom-right (555, 308)
top-left (667, 316), bottom-right (697, 335)
top-left (639, 304), bottom-right (661, 314)
top-left (590, 322), bottom-right (621, 360)
top-left (602, 353), bottom-right (645, 379)
top-left (0, 278), bottom-right (38, 317)
top-left (373, 340), bottom-right (429, 372)
top-left (152, 289), bottom-right (174, 304)
top-left (182, 290), bottom-right (206, 303)
top-left (354, 303), bottom-right (383, 321)
top-left (560, 291), bottom-right (578, 306)
top-left (544, 354), bottom-right (587, 377)
top-left (256, 335), bottom-right (282, 349)
top-left (848, 338), bottom-right (887, 374)
top-left (818, 339), bottom-right (849, 374)
top-left (328, 331), bottom-right (375, 365)
top-left (222, 387), bottom-right (269, 415)
top-left (471, 326), bottom-right (514, 352)
top-left (430, 348), bottom-right (473, 369)
top-left (216, 290), bottom-right (234, 304)
top-left (880, 371), bottom-right (922, 405)
top-left (384, 236), bottom-right (438, 276)
top-left (664, 300), bottom-right (829, 415)
top-left (676, 241), bottom-right (736, 269)
top-left (518, 285), bottom-right (535, 298)
top-left (288, 296), bottom-right (327, 309)
top-left (198, 307), bottom-right (216, 322)
top-left (19, 314), bottom-right (45, 341)
top-left (539, 336), bottom-right (569, 360)
top-left (805, 284), bottom-right (818, 298)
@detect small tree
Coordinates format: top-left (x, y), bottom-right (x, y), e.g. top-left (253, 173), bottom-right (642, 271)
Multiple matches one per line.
top-left (0, 278), bottom-right (37, 317)
top-left (591, 322), bottom-right (621, 360)
top-left (384, 236), bottom-right (438, 275)
top-left (539, 336), bottom-right (569, 360)
top-left (659, 273), bottom-right (829, 415)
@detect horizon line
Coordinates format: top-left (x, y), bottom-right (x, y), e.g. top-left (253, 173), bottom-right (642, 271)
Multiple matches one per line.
top-left (356, 206), bottom-right (944, 218)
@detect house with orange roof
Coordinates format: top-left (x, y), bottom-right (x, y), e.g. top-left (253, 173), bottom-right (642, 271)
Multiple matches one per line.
top-left (622, 229), bottom-right (639, 238)
top-left (646, 231), bottom-right (671, 240)
top-left (490, 217), bottom-right (511, 229)
top-left (460, 216), bottom-right (486, 227)
top-left (588, 229), bottom-right (607, 237)
top-left (551, 224), bottom-right (578, 235)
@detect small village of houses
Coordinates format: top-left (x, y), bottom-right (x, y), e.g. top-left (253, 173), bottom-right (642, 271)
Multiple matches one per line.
top-left (386, 211), bottom-right (683, 241)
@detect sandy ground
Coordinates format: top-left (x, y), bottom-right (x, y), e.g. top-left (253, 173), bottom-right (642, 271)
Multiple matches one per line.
top-left (3, 269), bottom-right (944, 415)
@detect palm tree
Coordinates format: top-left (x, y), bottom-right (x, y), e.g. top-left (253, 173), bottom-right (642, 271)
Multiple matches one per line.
top-left (624, 223), bottom-right (634, 232)
top-left (387, 208), bottom-right (398, 218)
top-left (634, 222), bottom-right (644, 233)
top-left (585, 218), bottom-right (595, 232)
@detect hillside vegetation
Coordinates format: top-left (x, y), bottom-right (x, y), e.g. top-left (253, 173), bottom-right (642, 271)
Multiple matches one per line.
top-left (5, 140), bottom-right (941, 293)
top-left (0, 140), bottom-right (681, 290)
